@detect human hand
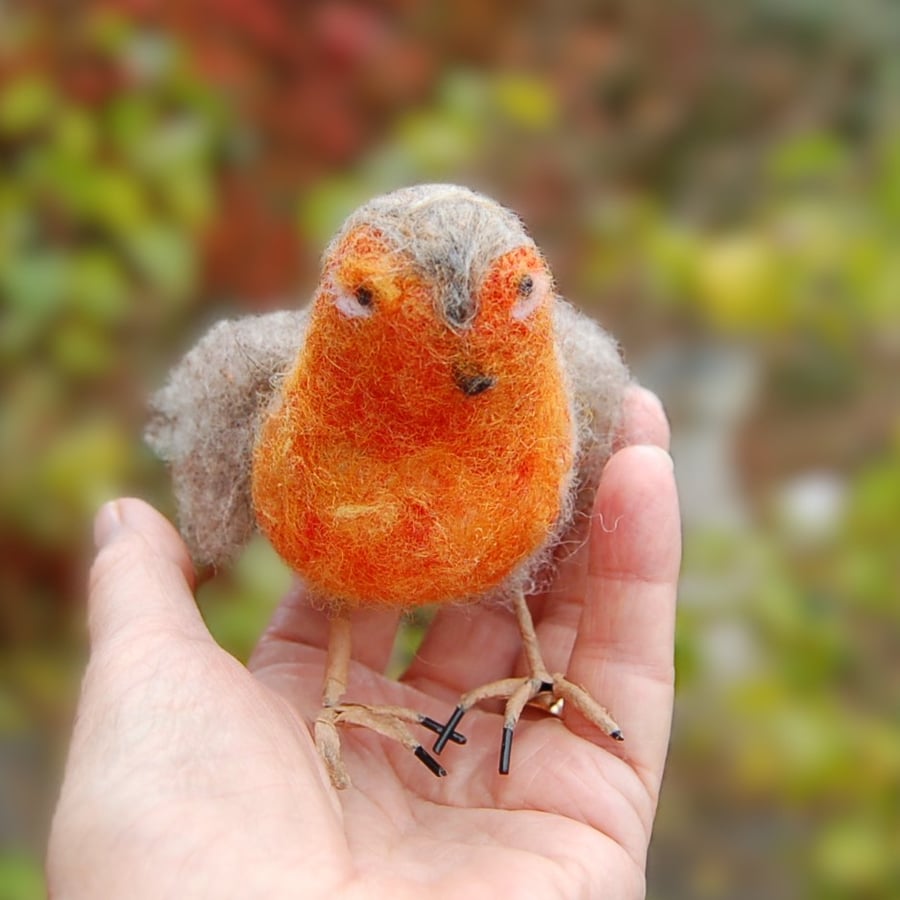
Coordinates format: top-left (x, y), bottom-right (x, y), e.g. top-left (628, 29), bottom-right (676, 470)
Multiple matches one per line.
top-left (48, 385), bottom-right (679, 900)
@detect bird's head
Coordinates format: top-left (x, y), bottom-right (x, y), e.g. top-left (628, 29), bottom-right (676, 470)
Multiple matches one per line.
top-left (299, 184), bottom-right (561, 441)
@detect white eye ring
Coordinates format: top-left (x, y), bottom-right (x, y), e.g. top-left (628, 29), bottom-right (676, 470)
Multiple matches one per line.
top-left (332, 277), bottom-right (375, 319)
top-left (511, 270), bottom-right (550, 321)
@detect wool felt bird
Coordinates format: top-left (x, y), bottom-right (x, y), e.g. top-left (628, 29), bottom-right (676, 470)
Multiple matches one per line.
top-left (148, 184), bottom-right (631, 788)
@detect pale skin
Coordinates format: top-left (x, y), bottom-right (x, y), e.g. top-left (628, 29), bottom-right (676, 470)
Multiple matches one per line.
top-left (47, 386), bottom-right (679, 900)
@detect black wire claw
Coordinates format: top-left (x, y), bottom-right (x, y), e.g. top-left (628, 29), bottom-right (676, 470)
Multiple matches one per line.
top-left (419, 715), bottom-right (467, 745)
top-left (499, 724), bottom-right (515, 775)
top-left (433, 705), bottom-right (467, 755)
top-left (414, 745), bottom-right (447, 777)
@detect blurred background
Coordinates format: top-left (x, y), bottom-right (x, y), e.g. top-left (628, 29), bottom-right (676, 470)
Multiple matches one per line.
top-left (1, 1), bottom-right (898, 896)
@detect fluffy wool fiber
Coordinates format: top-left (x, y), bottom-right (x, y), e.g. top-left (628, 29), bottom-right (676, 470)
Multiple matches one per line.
top-left (147, 310), bottom-right (309, 565)
top-left (148, 184), bottom-right (629, 608)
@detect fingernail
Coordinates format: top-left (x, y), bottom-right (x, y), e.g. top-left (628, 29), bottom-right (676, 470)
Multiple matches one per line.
top-left (632, 444), bottom-right (675, 472)
top-left (94, 500), bottom-right (123, 549)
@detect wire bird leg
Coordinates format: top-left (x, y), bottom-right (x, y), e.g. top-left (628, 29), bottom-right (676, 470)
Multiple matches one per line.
top-left (432, 590), bottom-right (623, 774)
top-left (314, 617), bottom-right (466, 789)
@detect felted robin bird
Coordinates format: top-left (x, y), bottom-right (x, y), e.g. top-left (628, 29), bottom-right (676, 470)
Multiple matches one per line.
top-left (148, 184), bottom-right (630, 789)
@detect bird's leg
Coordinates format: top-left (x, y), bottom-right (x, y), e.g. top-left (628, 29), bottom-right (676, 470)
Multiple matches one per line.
top-left (314, 617), bottom-right (353, 789)
top-left (433, 590), bottom-right (623, 774)
top-left (314, 616), bottom-right (466, 789)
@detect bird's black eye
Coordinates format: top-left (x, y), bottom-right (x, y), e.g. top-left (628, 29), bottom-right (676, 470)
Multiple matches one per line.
top-left (518, 274), bottom-right (534, 297)
top-left (355, 285), bottom-right (374, 307)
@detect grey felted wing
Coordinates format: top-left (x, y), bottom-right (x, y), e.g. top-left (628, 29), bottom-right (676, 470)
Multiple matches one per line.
top-left (147, 309), bottom-right (310, 569)
top-left (554, 300), bottom-right (631, 512)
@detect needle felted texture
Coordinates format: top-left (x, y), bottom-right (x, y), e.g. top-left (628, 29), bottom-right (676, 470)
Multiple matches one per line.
top-left (148, 184), bottom-right (630, 606)
top-left (252, 236), bottom-right (573, 607)
top-left (147, 310), bottom-right (308, 566)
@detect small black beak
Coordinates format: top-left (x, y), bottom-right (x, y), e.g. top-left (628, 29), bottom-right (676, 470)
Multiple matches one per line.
top-left (453, 367), bottom-right (497, 397)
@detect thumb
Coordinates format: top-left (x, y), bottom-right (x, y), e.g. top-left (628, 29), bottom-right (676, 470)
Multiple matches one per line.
top-left (89, 498), bottom-right (210, 650)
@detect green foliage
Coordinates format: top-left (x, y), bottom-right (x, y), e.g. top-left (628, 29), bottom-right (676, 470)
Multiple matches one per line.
top-left (0, 10), bottom-right (230, 547)
top-left (0, 853), bottom-right (44, 900)
top-left (666, 445), bottom-right (900, 896)
top-left (585, 128), bottom-right (900, 343)
top-left (298, 71), bottom-right (558, 242)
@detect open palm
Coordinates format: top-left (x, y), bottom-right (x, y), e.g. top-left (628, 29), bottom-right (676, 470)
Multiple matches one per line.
top-left (48, 387), bottom-right (679, 900)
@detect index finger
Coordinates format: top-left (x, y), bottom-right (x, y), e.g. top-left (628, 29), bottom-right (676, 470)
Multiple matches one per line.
top-left (531, 383), bottom-right (671, 674)
top-left (567, 443), bottom-right (681, 800)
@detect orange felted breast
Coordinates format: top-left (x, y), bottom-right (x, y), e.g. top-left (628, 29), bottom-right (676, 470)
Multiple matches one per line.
top-left (251, 239), bottom-right (574, 607)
